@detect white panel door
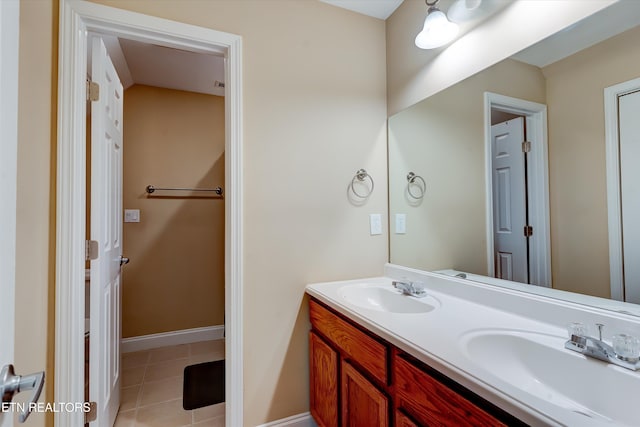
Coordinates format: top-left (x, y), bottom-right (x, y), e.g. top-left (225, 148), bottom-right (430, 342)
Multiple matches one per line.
top-left (90, 36), bottom-right (124, 427)
top-left (620, 89), bottom-right (640, 303)
top-left (0, 1), bottom-right (19, 426)
top-left (491, 118), bottom-right (528, 283)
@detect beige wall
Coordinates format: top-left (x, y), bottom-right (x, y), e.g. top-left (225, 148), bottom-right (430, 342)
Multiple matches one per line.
top-left (15, 1), bottom-right (387, 426)
top-left (386, 0), bottom-right (615, 115)
top-left (14, 1), bottom-right (57, 425)
top-left (389, 59), bottom-right (546, 274)
top-left (121, 85), bottom-right (225, 337)
top-left (543, 25), bottom-right (640, 298)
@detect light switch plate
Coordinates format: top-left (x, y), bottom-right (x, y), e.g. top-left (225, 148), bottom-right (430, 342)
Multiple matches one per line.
top-left (370, 213), bottom-right (382, 235)
top-left (395, 213), bottom-right (406, 234)
top-left (124, 209), bottom-right (140, 223)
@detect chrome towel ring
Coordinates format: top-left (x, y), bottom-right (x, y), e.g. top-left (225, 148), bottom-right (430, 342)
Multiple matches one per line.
top-left (351, 169), bottom-right (374, 198)
top-left (407, 172), bottom-right (426, 199)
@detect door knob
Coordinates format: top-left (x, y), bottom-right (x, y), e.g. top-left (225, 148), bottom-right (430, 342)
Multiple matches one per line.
top-left (1, 364), bottom-right (45, 423)
top-left (119, 256), bottom-right (130, 266)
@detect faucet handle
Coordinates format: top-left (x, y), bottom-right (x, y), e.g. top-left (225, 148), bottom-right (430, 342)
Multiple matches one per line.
top-left (411, 281), bottom-right (426, 294)
top-left (567, 322), bottom-right (587, 339)
top-left (612, 334), bottom-right (640, 363)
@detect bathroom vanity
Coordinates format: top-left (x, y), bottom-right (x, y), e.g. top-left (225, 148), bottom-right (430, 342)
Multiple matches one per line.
top-left (306, 265), bottom-right (640, 427)
top-left (309, 298), bottom-right (521, 426)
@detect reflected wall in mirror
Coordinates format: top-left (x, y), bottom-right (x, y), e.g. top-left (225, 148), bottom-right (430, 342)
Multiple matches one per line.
top-left (389, 1), bottom-right (640, 310)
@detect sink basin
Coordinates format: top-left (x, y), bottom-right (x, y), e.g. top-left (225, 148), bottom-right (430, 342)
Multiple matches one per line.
top-left (460, 329), bottom-right (640, 425)
top-left (337, 283), bottom-right (439, 314)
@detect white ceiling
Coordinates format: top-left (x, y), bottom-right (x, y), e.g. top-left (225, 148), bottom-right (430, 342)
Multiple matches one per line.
top-left (512, 0), bottom-right (640, 68)
top-left (93, 35), bottom-right (226, 97)
top-left (318, 0), bottom-right (404, 20)
top-left (119, 39), bottom-right (225, 96)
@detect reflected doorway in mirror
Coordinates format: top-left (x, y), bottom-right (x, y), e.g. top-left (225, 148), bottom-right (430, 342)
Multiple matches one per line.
top-left (484, 93), bottom-right (551, 288)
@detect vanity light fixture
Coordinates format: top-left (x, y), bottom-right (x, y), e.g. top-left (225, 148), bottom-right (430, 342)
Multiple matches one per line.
top-left (415, 0), bottom-right (460, 49)
top-left (447, 0), bottom-right (482, 23)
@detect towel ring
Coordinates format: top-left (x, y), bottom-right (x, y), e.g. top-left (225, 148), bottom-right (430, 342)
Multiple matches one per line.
top-left (351, 169), bottom-right (374, 198)
top-left (407, 172), bottom-right (426, 199)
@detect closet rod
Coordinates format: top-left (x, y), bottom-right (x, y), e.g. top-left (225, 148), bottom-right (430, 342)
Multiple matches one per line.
top-left (146, 185), bottom-right (223, 196)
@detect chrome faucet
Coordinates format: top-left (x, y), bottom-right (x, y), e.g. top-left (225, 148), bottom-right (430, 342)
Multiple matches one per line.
top-left (565, 324), bottom-right (640, 371)
top-left (392, 280), bottom-right (427, 298)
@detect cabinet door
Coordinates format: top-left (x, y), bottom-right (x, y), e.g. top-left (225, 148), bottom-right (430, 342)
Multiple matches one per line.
top-left (310, 332), bottom-right (339, 427)
top-left (342, 360), bottom-right (389, 427)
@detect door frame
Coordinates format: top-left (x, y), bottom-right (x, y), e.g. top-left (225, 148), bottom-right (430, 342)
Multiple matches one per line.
top-left (0, 1), bottom-right (20, 425)
top-left (484, 92), bottom-right (551, 287)
top-left (604, 77), bottom-right (640, 301)
top-left (56, 1), bottom-right (244, 426)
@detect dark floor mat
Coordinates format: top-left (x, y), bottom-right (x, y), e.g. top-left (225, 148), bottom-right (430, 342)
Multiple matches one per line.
top-left (183, 360), bottom-right (225, 410)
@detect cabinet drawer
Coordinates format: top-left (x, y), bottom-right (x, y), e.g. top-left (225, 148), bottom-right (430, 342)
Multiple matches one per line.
top-left (395, 354), bottom-right (507, 427)
top-left (310, 299), bottom-right (388, 383)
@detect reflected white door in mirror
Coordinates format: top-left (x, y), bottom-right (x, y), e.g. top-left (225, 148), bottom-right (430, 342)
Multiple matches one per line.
top-left (605, 76), bottom-right (640, 304)
top-left (490, 117), bottom-right (528, 283)
top-left (619, 90), bottom-right (640, 303)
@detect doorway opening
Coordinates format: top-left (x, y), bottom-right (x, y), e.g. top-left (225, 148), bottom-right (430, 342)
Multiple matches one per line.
top-left (484, 92), bottom-right (551, 287)
top-left (85, 33), bottom-right (228, 426)
top-left (56, 1), bottom-right (243, 426)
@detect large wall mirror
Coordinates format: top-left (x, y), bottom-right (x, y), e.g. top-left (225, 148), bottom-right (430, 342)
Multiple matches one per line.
top-left (388, 1), bottom-right (640, 316)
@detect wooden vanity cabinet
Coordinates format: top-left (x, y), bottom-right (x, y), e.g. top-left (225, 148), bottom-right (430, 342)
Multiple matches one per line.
top-left (309, 297), bottom-right (524, 427)
top-left (309, 299), bottom-right (388, 383)
top-left (310, 299), bottom-right (390, 427)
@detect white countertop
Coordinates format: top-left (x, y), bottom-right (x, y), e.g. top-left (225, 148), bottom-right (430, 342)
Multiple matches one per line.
top-left (306, 267), bottom-right (640, 427)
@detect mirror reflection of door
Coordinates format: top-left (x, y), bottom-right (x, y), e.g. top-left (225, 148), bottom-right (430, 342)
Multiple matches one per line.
top-left (490, 116), bottom-right (529, 283)
top-left (619, 89), bottom-right (640, 303)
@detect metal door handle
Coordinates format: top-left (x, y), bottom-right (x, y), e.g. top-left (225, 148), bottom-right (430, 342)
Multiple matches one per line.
top-left (120, 256), bottom-right (129, 266)
top-left (1, 364), bottom-right (45, 423)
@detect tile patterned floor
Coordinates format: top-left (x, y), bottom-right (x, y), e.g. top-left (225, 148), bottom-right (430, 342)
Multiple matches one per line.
top-left (115, 339), bottom-right (225, 427)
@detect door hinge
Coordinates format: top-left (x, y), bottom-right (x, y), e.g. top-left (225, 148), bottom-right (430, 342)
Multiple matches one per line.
top-left (87, 80), bottom-right (100, 102)
top-left (522, 141), bottom-right (531, 153)
top-left (524, 225), bottom-right (533, 237)
top-left (85, 240), bottom-right (99, 261)
top-left (84, 401), bottom-right (97, 423)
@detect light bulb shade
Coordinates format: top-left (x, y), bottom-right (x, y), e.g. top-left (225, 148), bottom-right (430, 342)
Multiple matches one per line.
top-left (448, 0), bottom-right (482, 23)
top-left (414, 8), bottom-right (459, 49)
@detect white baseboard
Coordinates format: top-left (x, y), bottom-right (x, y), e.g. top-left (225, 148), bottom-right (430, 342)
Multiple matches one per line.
top-left (256, 412), bottom-right (317, 427)
top-left (121, 325), bottom-right (224, 353)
